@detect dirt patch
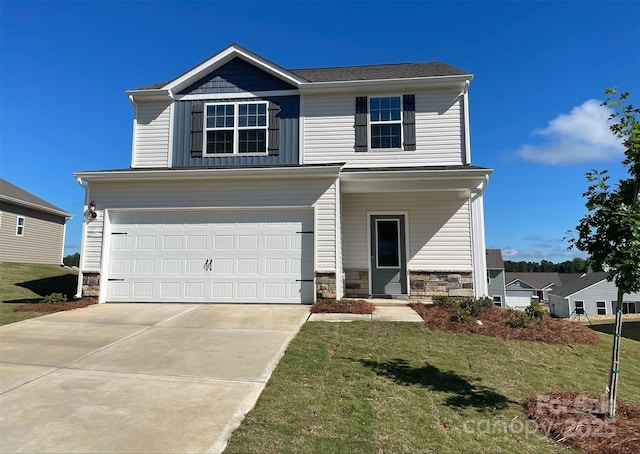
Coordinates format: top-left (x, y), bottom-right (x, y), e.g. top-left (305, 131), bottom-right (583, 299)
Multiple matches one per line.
top-left (311, 299), bottom-right (375, 314)
top-left (13, 298), bottom-right (97, 313)
top-left (410, 304), bottom-right (601, 345)
top-left (525, 391), bottom-right (640, 454)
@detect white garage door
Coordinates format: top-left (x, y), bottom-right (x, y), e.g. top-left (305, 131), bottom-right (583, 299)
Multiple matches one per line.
top-left (105, 210), bottom-right (314, 304)
top-left (505, 290), bottom-right (535, 308)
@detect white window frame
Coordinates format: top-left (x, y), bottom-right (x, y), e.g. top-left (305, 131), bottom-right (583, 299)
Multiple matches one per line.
top-left (492, 295), bottom-right (502, 306)
top-left (16, 216), bottom-right (25, 236)
top-left (596, 300), bottom-right (607, 315)
top-left (203, 101), bottom-right (269, 156)
top-left (369, 95), bottom-right (403, 150)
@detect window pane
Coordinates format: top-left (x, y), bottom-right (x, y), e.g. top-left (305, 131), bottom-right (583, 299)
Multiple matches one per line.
top-left (370, 96), bottom-right (401, 122)
top-left (238, 103), bottom-right (266, 128)
top-left (206, 131), bottom-right (233, 154)
top-left (206, 104), bottom-right (234, 128)
top-left (377, 220), bottom-right (400, 267)
top-left (371, 124), bottom-right (401, 148)
top-left (238, 129), bottom-right (266, 153)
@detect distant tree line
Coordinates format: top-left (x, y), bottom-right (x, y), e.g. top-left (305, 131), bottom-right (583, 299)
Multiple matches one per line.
top-left (503, 257), bottom-right (588, 273)
top-left (63, 253), bottom-right (80, 267)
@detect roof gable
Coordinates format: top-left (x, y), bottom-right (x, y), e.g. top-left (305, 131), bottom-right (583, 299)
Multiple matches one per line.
top-left (0, 178), bottom-right (71, 218)
top-left (505, 272), bottom-right (563, 290)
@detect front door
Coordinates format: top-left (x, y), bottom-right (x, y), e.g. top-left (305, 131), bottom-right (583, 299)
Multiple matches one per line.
top-left (370, 215), bottom-right (407, 295)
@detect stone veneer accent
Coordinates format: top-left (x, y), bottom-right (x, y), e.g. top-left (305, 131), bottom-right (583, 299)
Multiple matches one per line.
top-left (344, 269), bottom-right (369, 298)
top-left (316, 271), bottom-right (337, 300)
top-left (410, 271), bottom-right (474, 298)
top-left (82, 272), bottom-right (101, 297)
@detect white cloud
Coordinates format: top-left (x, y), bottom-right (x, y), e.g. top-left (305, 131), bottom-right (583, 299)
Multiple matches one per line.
top-left (515, 99), bottom-right (623, 164)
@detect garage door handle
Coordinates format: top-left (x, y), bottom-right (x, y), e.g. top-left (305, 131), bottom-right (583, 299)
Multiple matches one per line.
top-left (108, 278), bottom-right (125, 281)
top-left (296, 279), bottom-right (314, 282)
top-left (111, 232), bottom-right (128, 235)
top-left (297, 231), bottom-right (314, 234)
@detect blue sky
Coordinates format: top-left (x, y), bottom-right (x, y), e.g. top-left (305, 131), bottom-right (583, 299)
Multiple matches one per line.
top-left (1, 1), bottom-right (639, 263)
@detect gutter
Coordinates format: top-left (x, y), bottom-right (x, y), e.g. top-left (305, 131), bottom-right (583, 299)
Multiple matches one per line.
top-left (74, 177), bottom-right (89, 299)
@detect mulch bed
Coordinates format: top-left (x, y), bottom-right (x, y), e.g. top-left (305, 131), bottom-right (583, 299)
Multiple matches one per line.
top-left (13, 298), bottom-right (97, 313)
top-left (525, 391), bottom-right (640, 453)
top-left (409, 303), bottom-right (601, 345)
top-left (311, 299), bottom-right (375, 314)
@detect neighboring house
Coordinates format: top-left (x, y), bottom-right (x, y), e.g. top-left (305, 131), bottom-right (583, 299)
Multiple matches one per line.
top-left (549, 272), bottom-right (640, 318)
top-left (486, 249), bottom-right (506, 307)
top-left (504, 272), bottom-right (566, 309)
top-left (74, 43), bottom-right (492, 304)
top-left (0, 178), bottom-right (72, 265)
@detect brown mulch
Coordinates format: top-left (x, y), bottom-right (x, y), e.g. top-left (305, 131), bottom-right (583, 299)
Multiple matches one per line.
top-left (310, 299), bottom-right (375, 314)
top-left (525, 391), bottom-right (640, 454)
top-left (13, 298), bottom-right (97, 313)
top-left (409, 303), bottom-right (602, 345)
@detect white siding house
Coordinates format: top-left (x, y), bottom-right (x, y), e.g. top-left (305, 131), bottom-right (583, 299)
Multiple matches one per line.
top-left (74, 44), bottom-right (492, 304)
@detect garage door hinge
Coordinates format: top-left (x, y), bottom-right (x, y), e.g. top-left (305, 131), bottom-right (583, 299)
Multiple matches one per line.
top-left (297, 231), bottom-right (314, 234)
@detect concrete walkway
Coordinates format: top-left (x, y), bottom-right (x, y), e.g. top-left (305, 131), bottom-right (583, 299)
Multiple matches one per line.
top-left (0, 304), bottom-right (308, 454)
top-left (307, 301), bottom-right (424, 322)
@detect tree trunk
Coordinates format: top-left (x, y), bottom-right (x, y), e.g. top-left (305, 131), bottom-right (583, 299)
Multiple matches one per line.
top-left (607, 288), bottom-right (624, 418)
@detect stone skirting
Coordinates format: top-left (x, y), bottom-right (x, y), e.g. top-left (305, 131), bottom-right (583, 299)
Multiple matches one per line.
top-left (344, 269), bottom-right (369, 298)
top-left (410, 271), bottom-right (474, 298)
top-left (316, 272), bottom-right (337, 300)
top-left (82, 272), bottom-right (100, 297)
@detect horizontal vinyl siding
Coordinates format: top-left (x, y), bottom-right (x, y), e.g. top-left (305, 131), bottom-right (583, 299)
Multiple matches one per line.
top-left (568, 281), bottom-right (640, 316)
top-left (132, 102), bottom-right (171, 168)
top-left (304, 89), bottom-right (464, 167)
top-left (83, 178), bottom-right (336, 272)
top-left (342, 191), bottom-right (471, 270)
top-left (0, 203), bottom-right (65, 265)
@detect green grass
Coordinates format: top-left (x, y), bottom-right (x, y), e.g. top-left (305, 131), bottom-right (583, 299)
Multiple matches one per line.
top-left (226, 322), bottom-right (640, 454)
top-left (0, 263), bottom-right (78, 325)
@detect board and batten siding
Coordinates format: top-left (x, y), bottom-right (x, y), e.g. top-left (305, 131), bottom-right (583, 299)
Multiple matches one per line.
top-left (341, 192), bottom-right (472, 270)
top-left (132, 102), bottom-right (172, 168)
top-left (0, 203), bottom-right (66, 265)
top-left (82, 177), bottom-right (337, 272)
top-left (303, 89), bottom-right (464, 167)
top-left (171, 96), bottom-right (300, 167)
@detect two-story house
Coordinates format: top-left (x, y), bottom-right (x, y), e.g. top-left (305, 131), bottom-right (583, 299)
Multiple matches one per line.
top-left (74, 44), bottom-right (492, 304)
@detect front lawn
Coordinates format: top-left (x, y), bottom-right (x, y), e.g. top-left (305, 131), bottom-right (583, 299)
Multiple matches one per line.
top-left (0, 263), bottom-right (78, 325)
top-left (226, 322), bottom-right (640, 453)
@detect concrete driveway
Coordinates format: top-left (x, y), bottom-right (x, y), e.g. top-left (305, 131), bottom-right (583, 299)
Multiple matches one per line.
top-left (0, 303), bottom-right (309, 453)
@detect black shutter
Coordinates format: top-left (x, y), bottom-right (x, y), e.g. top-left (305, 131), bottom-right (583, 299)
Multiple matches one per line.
top-left (355, 96), bottom-right (368, 152)
top-left (191, 103), bottom-right (204, 157)
top-left (403, 94), bottom-right (416, 151)
top-left (268, 102), bottom-right (281, 156)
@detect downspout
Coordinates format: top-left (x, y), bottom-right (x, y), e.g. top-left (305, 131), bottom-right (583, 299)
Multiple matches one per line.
top-left (462, 80), bottom-right (471, 165)
top-left (128, 95), bottom-right (137, 169)
top-left (60, 215), bottom-right (73, 266)
top-left (470, 174), bottom-right (490, 297)
top-left (75, 177), bottom-right (89, 299)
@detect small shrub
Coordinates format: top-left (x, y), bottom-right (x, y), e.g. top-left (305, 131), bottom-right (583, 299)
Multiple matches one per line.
top-left (454, 306), bottom-right (472, 323)
top-left (525, 301), bottom-right (545, 326)
top-left (467, 297), bottom-right (493, 316)
top-left (508, 310), bottom-right (531, 328)
top-left (432, 295), bottom-right (463, 309)
top-left (437, 296), bottom-right (493, 322)
top-left (43, 293), bottom-right (67, 304)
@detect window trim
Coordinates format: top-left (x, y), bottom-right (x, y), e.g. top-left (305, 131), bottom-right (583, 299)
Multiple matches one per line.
top-left (16, 216), bottom-right (25, 236)
top-left (368, 95), bottom-right (403, 151)
top-left (596, 300), bottom-right (607, 315)
top-left (203, 101), bottom-right (269, 156)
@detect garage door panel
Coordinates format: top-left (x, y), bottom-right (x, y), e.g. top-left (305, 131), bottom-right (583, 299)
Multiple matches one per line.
top-left (107, 210), bottom-right (313, 304)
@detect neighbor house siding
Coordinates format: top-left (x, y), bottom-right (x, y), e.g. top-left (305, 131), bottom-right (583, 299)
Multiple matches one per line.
top-left (567, 281), bottom-right (640, 316)
top-left (341, 191), bottom-right (472, 270)
top-left (171, 96), bottom-right (299, 167)
top-left (0, 202), bottom-right (65, 265)
top-left (488, 269), bottom-right (506, 301)
top-left (132, 101), bottom-right (172, 168)
top-left (303, 89), bottom-right (464, 167)
top-left (82, 177), bottom-right (337, 272)
top-left (549, 294), bottom-right (570, 318)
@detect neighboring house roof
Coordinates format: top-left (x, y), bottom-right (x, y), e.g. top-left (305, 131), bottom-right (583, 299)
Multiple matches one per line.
top-left (559, 273), bottom-right (583, 285)
top-left (505, 272), bottom-right (563, 290)
top-left (486, 249), bottom-right (504, 270)
top-left (549, 272), bottom-right (609, 297)
top-left (134, 43), bottom-right (470, 91)
top-left (0, 178), bottom-right (72, 218)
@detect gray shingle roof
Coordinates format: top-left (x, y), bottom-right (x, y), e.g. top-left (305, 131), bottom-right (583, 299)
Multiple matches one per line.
top-left (0, 178), bottom-right (71, 217)
top-left (289, 62), bottom-right (469, 82)
top-left (486, 249), bottom-right (504, 269)
top-left (505, 272), bottom-right (564, 290)
top-left (550, 272), bottom-right (609, 297)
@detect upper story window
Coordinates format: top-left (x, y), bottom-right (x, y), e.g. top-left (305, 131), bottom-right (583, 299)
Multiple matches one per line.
top-left (370, 96), bottom-right (402, 149)
top-left (355, 95), bottom-right (415, 152)
top-left (16, 216), bottom-right (25, 236)
top-left (204, 102), bottom-right (268, 155)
